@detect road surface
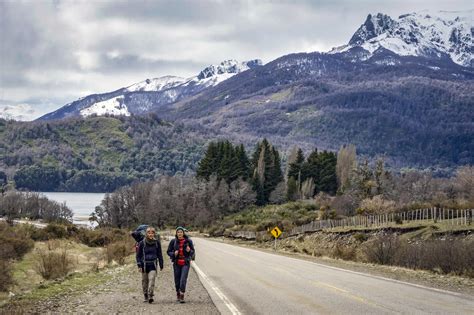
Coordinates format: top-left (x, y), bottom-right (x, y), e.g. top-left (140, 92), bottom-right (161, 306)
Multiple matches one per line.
top-left (192, 238), bottom-right (474, 315)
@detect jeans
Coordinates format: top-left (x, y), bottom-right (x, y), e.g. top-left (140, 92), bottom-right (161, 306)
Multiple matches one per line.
top-left (173, 264), bottom-right (190, 293)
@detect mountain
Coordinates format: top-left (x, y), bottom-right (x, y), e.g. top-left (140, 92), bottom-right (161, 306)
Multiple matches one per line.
top-left (330, 10), bottom-right (473, 67)
top-left (155, 11), bottom-right (474, 169)
top-left (19, 10), bottom-right (474, 173)
top-left (38, 59), bottom-right (262, 120)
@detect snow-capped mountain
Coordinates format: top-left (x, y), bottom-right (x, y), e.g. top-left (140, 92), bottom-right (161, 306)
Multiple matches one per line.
top-left (330, 10), bottom-right (473, 67)
top-left (38, 59), bottom-right (262, 120)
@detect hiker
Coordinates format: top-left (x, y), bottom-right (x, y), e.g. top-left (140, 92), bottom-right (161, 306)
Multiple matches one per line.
top-left (167, 226), bottom-right (195, 303)
top-left (136, 227), bottom-right (164, 304)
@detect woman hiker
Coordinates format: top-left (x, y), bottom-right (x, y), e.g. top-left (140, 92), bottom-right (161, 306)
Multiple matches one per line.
top-left (167, 226), bottom-right (195, 303)
top-left (136, 227), bottom-right (164, 303)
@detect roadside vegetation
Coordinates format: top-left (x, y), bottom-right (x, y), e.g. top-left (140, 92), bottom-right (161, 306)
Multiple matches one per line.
top-left (0, 221), bottom-right (134, 309)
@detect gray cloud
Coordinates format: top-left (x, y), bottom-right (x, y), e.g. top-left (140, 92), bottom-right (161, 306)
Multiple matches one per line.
top-left (1, 0), bottom-right (472, 120)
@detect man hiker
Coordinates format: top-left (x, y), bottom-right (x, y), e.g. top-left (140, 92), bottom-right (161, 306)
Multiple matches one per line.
top-left (136, 227), bottom-right (164, 303)
top-left (167, 226), bottom-right (195, 303)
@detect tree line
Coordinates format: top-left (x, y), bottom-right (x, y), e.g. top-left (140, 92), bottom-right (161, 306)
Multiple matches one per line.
top-left (91, 139), bottom-right (473, 229)
top-left (0, 191), bottom-right (73, 223)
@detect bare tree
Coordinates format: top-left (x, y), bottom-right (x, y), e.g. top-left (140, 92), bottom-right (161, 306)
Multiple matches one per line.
top-left (336, 144), bottom-right (356, 193)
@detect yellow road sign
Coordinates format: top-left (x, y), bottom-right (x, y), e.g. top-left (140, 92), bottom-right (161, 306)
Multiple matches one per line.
top-left (270, 226), bottom-right (282, 238)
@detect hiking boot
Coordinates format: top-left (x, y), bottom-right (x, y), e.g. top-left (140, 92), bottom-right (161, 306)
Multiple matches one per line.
top-left (179, 292), bottom-right (185, 303)
top-left (176, 292), bottom-right (180, 302)
top-left (148, 297), bottom-right (154, 304)
top-left (143, 294), bottom-right (148, 302)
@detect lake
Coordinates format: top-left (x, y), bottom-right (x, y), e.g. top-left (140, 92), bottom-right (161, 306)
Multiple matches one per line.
top-left (41, 192), bottom-right (106, 226)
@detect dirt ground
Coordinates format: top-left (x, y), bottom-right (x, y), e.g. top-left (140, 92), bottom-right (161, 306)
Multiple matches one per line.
top-left (5, 262), bottom-right (219, 314)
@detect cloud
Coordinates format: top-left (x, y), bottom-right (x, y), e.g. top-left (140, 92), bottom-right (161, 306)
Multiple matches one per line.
top-left (0, 103), bottom-right (36, 121)
top-left (1, 0), bottom-right (473, 120)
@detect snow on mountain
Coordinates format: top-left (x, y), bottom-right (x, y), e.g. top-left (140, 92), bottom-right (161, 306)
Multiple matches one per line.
top-left (125, 76), bottom-right (187, 92)
top-left (330, 10), bottom-right (473, 67)
top-left (80, 96), bottom-right (130, 117)
top-left (83, 59), bottom-right (261, 116)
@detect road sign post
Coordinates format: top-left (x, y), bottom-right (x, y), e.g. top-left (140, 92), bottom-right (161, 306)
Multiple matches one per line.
top-left (270, 226), bottom-right (282, 251)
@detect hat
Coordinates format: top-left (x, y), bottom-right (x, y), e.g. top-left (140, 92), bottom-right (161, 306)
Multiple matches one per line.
top-left (176, 226), bottom-right (187, 232)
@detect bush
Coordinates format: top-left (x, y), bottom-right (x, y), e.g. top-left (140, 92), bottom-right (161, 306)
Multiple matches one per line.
top-left (76, 228), bottom-right (128, 247)
top-left (363, 234), bottom-right (400, 265)
top-left (331, 243), bottom-right (357, 260)
top-left (395, 239), bottom-right (474, 277)
top-left (394, 214), bottom-right (403, 225)
top-left (0, 223), bottom-right (35, 260)
top-left (35, 246), bottom-right (74, 280)
top-left (105, 241), bottom-right (133, 265)
top-left (0, 260), bottom-right (14, 292)
top-left (44, 223), bottom-right (68, 239)
top-left (353, 233), bottom-right (368, 243)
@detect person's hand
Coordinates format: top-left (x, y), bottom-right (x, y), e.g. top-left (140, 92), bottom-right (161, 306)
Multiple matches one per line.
top-left (186, 245), bottom-right (191, 252)
top-left (174, 250), bottom-right (179, 256)
top-left (138, 267), bottom-right (142, 273)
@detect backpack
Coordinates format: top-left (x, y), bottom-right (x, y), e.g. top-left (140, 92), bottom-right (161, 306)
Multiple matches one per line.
top-left (131, 224), bottom-right (149, 243)
top-left (132, 224), bottom-right (161, 253)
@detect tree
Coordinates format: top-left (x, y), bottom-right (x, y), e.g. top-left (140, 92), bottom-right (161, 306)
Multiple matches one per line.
top-left (336, 144), bottom-right (356, 193)
top-left (454, 166), bottom-right (474, 203)
top-left (301, 178), bottom-right (316, 199)
top-left (318, 151), bottom-right (337, 195)
top-left (251, 139), bottom-right (283, 205)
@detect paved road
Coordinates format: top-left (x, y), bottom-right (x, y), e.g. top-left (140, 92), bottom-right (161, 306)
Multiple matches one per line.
top-left (192, 238), bottom-right (474, 315)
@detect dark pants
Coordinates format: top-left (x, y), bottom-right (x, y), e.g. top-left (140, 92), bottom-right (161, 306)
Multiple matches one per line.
top-left (173, 264), bottom-right (190, 293)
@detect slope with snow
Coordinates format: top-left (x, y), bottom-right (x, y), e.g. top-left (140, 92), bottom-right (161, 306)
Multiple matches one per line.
top-left (80, 96), bottom-right (130, 117)
top-left (38, 59), bottom-right (262, 120)
top-left (331, 10), bottom-right (473, 67)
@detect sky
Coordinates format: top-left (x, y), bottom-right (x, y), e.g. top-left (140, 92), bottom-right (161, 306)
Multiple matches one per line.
top-left (1, 0), bottom-right (472, 121)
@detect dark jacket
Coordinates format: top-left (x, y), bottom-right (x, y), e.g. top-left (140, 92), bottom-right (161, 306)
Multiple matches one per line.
top-left (167, 236), bottom-right (195, 265)
top-left (136, 238), bottom-right (164, 271)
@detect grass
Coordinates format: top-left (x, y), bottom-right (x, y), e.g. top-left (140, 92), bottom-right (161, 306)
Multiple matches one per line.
top-left (9, 240), bottom-right (105, 297)
top-left (269, 88), bottom-right (294, 101)
top-left (1, 241), bottom-right (135, 311)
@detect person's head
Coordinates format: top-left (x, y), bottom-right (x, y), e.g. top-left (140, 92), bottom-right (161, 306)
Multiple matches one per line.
top-left (146, 227), bottom-right (156, 240)
top-left (175, 226), bottom-right (186, 239)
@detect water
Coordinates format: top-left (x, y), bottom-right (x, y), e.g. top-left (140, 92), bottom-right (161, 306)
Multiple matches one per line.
top-left (41, 192), bottom-right (105, 226)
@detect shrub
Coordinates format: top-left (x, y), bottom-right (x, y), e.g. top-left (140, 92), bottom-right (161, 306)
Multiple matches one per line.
top-left (35, 246), bottom-right (74, 280)
top-left (394, 214), bottom-right (403, 225)
top-left (395, 239), bottom-right (474, 277)
top-left (331, 243), bottom-right (357, 261)
top-left (353, 233), bottom-right (368, 243)
top-left (360, 196), bottom-right (396, 214)
top-left (0, 224), bottom-right (35, 260)
top-left (363, 234), bottom-right (400, 265)
top-left (106, 240), bottom-right (133, 265)
top-left (76, 227), bottom-right (129, 247)
top-left (44, 223), bottom-right (68, 239)
top-left (0, 260), bottom-right (14, 292)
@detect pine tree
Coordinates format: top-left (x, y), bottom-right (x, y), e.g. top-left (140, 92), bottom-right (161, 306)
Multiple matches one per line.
top-left (318, 151), bottom-right (337, 195)
top-left (287, 148), bottom-right (304, 180)
top-left (197, 142), bottom-right (219, 180)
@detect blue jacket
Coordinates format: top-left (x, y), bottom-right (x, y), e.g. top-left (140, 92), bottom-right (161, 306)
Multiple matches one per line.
top-left (167, 236), bottom-right (195, 265)
top-left (136, 239), bottom-right (164, 272)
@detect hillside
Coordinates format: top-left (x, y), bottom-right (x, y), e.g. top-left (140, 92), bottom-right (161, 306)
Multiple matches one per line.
top-left (0, 115), bottom-right (216, 192)
top-left (159, 49), bottom-right (473, 169)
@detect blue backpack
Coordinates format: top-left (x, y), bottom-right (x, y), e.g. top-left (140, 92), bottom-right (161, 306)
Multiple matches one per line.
top-left (131, 224), bottom-right (149, 243)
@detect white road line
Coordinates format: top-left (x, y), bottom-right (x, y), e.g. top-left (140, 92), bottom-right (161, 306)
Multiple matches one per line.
top-left (192, 262), bottom-right (242, 315)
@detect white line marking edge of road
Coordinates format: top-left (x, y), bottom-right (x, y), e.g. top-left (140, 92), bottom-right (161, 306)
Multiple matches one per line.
top-left (200, 238), bottom-right (468, 299)
top-left (192, 261), bottom-right (242, 315)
